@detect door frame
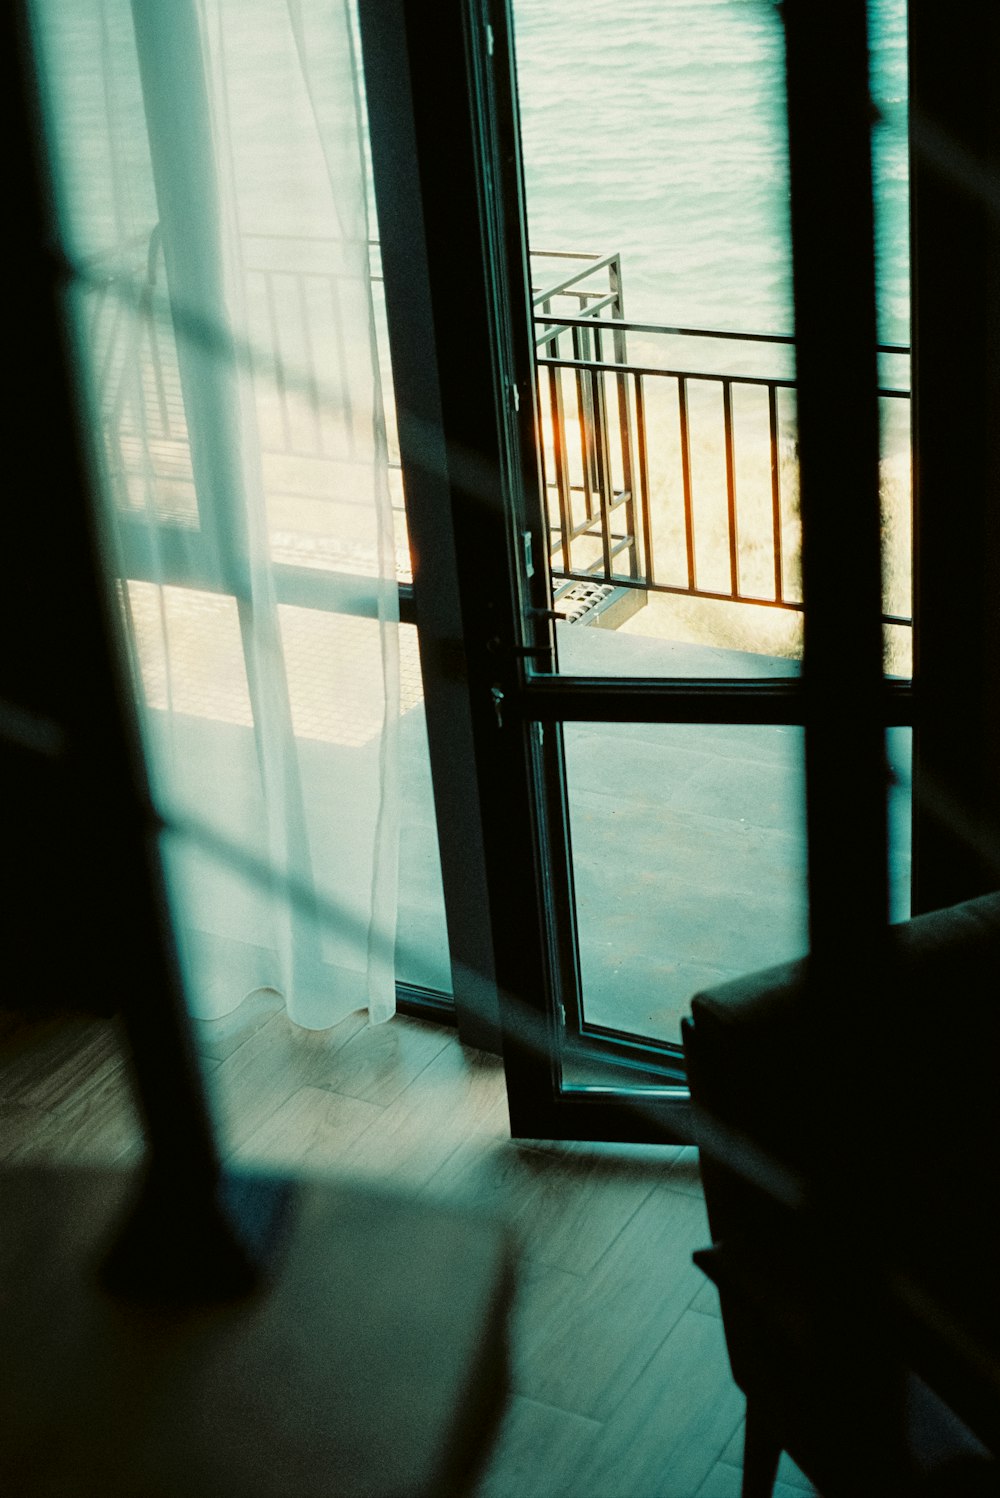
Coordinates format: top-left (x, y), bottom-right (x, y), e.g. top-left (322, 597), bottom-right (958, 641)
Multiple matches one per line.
top-left (363, 0), bottom-right (907, 1142)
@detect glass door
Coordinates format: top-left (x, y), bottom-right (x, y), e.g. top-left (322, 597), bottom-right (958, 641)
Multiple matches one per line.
top-left (512, 0), bottom-right (913, 1052)
top-left (500, 0), bottom-right (913, 1140)
top-left (362, 0), bottom-right (912, 1141)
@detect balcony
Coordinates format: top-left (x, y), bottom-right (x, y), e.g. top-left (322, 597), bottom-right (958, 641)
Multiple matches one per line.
top-left (529, 249), bottom-right (913, 672)
top-left (95, 232), bottom-right (913, 1048)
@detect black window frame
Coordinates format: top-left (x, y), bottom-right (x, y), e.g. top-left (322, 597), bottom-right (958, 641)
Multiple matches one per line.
top-left (361, 0), bottom-right (930, 1143)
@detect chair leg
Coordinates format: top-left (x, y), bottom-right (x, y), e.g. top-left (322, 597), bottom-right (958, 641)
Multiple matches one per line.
top-left (742, 1400), bottom-right (782, 1498)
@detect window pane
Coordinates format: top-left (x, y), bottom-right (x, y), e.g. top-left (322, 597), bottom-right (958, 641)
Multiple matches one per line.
top-left (514, 0), bottom-right (912, 680)
top-left (563, 722), bottom-right (911, 1047)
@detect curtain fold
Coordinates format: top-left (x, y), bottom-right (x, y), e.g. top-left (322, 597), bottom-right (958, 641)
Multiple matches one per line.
top-left (32, 0), bottom-right (400, 1029)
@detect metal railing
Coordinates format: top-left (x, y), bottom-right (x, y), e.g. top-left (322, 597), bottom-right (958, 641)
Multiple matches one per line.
top-left (530, 253), bottom-right (912, 629)
top-left (89, 230), bottom-right (913, 630)
top-left (532, 254), bottom-right (639, 597)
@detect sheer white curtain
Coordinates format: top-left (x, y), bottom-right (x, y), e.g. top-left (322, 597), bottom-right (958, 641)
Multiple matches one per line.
top-left (32, 0), bottom-right (400, 1028)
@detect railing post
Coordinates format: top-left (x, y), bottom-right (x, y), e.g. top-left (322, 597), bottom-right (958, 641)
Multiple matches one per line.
top-left (589, 364), bottom-right (614, 580)
top-left (722, 378), bottom-right (739, 600)
top-left (634, 372), bottom-right (655, 586)
top-left (677, 376), bottom-right (697, 593)
top-left (542, 297), bottom-right (572, 576)
top-left (572, 323), bottom-right (596, 524)
top-left (609, 254), bottom-right (639, 581)
top-left (768, 383), bottom-right (784, 603)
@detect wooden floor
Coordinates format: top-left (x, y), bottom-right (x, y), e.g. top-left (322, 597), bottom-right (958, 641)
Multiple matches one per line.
top-left (0, 1001), bottom-right (817, 1498)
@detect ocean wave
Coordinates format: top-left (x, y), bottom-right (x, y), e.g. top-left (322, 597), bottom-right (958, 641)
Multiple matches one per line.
top-left (515, 0), bottom-right (909, 332)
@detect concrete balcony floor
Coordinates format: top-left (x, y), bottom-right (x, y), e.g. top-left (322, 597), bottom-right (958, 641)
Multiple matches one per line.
top-left (398, 617), bottom-right (912, 1048)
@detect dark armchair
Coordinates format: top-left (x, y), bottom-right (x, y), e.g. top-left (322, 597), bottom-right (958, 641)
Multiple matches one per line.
top-left (682, 891), bottom-right (1000, 1497)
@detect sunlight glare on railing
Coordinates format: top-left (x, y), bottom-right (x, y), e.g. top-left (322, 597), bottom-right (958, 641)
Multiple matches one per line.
top-left (530, 251), bottom-right (912, 672)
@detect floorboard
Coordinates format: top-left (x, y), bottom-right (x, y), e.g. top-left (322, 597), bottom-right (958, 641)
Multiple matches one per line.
top-left (0, 1005), bottom-right (784, 1498)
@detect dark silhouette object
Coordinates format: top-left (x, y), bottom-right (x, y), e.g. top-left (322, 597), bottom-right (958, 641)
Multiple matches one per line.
top-left (0, 1166), bottom-right (514, 1498)
top-left (4, 0), bottom-right (294, 1312)
top-left (1, 3), bottom-right (514, 1491)
top-left (685, 4), bottom-right (1000, 1491)
top-left (684, 892), bottom-right (1000, 1497)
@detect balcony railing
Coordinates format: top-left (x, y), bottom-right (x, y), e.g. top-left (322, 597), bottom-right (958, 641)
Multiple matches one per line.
top-left (530, 252), bottom-right (912, 630)
top-left (88, 230), bottom-right (913, 634)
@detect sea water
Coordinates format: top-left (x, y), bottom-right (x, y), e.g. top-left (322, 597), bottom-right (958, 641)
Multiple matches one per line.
top-left (512, 0), bottom-right (909, 342)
